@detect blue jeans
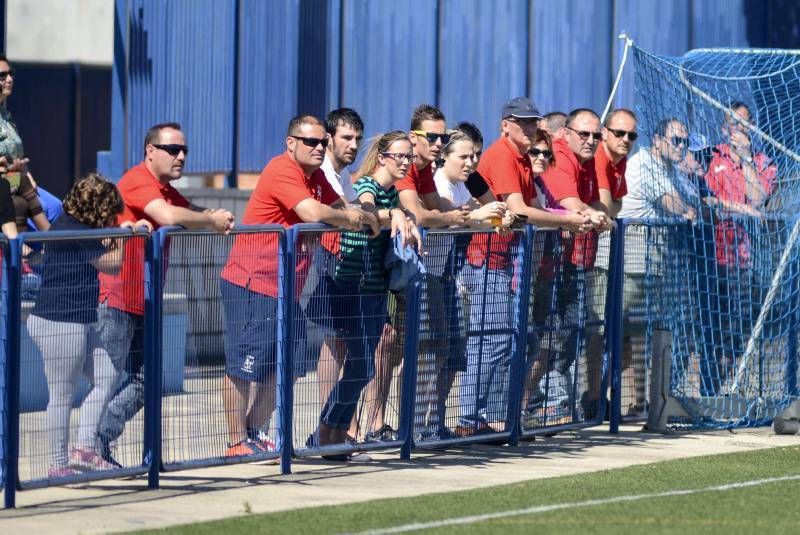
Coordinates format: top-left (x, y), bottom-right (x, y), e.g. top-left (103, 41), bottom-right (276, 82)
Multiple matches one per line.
top-left (319, 282), bottom-right (388, 430)
top-left (459, 263), bottom-right (515, 426)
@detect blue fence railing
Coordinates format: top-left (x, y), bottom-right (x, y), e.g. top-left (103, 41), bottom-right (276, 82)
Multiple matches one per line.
top-left (3, 219), bottom-right (796, 508)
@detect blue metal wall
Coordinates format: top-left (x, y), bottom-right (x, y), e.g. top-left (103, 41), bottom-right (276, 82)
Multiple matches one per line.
top-left (98, 0), bottom-right (800, 182)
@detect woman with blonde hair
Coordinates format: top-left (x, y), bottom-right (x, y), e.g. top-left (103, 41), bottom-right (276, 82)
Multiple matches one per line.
top-left (28, 173), bottom-right (150, 478)
top-left (315, 131), bottom-right (420, 458)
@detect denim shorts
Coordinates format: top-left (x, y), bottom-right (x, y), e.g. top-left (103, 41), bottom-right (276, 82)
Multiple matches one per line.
top-left (221, 278), bottom-right (310, 381)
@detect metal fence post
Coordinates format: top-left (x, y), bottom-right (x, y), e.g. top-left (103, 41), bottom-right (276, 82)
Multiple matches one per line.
top-left (607, 221), bottom-right (626, 434)
top-left (3, 238), bottom-right (21, 508)
top-left (280, 228), bottom-right (294, 475)
top-left (506, 225), bottom-right (535, 446)
top-left (145, 231), bottom-right (164, 489)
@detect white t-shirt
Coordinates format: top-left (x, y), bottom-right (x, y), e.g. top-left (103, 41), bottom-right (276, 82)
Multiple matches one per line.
top-left (320, 155), bottom-right (357, 203)
top-left (434, 168), bottom-right (473, 206)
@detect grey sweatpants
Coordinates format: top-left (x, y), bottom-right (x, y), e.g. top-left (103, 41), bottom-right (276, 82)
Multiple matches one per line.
top-left (28, 314), bottom-right (116, 468)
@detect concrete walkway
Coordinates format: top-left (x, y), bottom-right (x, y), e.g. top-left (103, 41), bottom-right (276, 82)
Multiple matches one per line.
top-left (1, 425), bottom-right (797, 534)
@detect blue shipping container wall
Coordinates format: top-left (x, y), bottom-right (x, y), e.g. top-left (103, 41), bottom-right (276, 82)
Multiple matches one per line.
top-left (100, 0), bottom-right (800, 182)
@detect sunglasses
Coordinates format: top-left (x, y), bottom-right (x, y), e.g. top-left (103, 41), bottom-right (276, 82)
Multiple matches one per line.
top-left (607, 128), bottom-right (639, 141)
top-left (152, 143), bottom-right (189, 157)
top-left (567, 127), bottom-right (602, 141)
top-left (670, 136), bottom-right (689, 147)
top-left (0, 69), bottom-right (15, 81)
top-left (289, 135), bottom-right (329, 149)
top-left (382, 152), bottom-right (414, 164)
top-left (529, 148), bottom-right (553, 160)
top-left (411, 130), bottom-right (451, 145)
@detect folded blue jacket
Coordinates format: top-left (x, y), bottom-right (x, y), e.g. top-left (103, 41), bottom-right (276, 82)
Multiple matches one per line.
top-left (384, 232), bottom-right (426, 292)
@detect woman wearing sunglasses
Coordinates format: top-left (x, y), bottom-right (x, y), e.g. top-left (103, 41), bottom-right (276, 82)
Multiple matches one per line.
top-left (0, 55), bottom-right (51, 235)
top-left (316, 131), bottom-right (420, 458)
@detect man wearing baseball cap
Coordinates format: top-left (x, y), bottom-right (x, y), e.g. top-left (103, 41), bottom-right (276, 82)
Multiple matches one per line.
top-left (457, 97), bottom-right (591, 436)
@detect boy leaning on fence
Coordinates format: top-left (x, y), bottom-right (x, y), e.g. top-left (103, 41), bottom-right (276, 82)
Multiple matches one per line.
top-left (94, 122), bottom-right (234, 467)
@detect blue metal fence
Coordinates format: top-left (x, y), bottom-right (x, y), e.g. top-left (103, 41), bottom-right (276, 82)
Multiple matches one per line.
top-left (2, 219), bottom-right (797, 507)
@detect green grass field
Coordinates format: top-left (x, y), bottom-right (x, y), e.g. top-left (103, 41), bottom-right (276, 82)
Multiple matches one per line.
top-left (138, 445), bottom-right (800, 534)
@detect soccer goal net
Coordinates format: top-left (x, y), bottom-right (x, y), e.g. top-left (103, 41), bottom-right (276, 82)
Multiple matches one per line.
top-left (631, 45), bottom-right (800, 428)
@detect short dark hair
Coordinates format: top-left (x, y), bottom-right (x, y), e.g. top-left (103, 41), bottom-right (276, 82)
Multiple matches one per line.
top-left (654, 117), bottom-right (683, 138)
top-left (326, 108), bottom-right (364, 136)
top-left (543, 112), bottom-right (567, 132)
top-left (455, 121), bottom-right (483, 145)
top-left (410, 104), bottom-right (445, 131)
top-left (565, 108), bottom-right (600, 128)
top-left (144, 122), bottom-right (182, 156)
top-left (287, 114), bottom-right (324, 137)
top-left (604, 108), bottom-right (637, 126)
top-left (729, 101), bottom-right (750, 114)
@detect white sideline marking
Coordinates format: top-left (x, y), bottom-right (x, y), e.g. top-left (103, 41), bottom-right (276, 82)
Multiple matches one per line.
top-left (352, 474), bottom-right (800, 534)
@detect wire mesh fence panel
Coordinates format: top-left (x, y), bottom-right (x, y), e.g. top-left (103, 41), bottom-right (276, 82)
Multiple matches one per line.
top-left (412, 230), bottom-right (475, 445)
top-left (411, 228), bottom-right (528, 445)
top-left (293, 227), bottom-right (406, 458)
top-left (520, 229), bottom-right (608, 435)
top-left (17, 231), bottom-right (149, 487)
top-left (615, 222), bottom-right (674, 422)
top-left (161, 227), bottom-right (285, 468)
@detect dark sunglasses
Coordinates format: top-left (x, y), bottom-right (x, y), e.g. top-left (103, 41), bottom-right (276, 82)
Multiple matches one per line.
top-left (0, 69), bottom-right (15, 81)
top-left (670, 136), bottom-right (689, 147)
top-left (152, 143), bottom-right (189, 156)
top-left (529, 148), bottom-right (553, 160)
top-left (290, 135), bottom-right (329, 149)
top-left (412, 130), bottom-right (450, 145)
top-left (607, 128), bottom-right (639, 141)
top-left (567, 127), bottom-right (602, 141)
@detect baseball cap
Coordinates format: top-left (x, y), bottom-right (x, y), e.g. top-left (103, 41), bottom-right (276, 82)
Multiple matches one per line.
top-left (502, 97), bottom-right (543, 120)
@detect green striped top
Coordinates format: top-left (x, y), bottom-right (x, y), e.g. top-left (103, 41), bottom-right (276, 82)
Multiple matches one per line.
top-left (334, 176), bottom-right (399, 292)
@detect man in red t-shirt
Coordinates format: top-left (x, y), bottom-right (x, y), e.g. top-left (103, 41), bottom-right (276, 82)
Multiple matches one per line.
top-left (457, 98), bottom-right (592, 435)
top-left (533, 108), bottom-right (611, 421)
top-left (219, 115), bottom-right (375, 457)
top-left (596, 109), bottom-right (637, 217)
top-left (95, 122), bottom-right (235, 468)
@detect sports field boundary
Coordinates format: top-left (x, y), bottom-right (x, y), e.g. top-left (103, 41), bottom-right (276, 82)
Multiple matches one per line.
top-left (1, 425), bottom-right (798, 534)
top-left (354, 474), bottom-right (800, 534)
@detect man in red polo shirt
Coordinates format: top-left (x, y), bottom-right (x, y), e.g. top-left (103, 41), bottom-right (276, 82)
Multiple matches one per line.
top-left (531, 108), bottom-right (611, 422)
top-left (219, 115), bottom-right (375, 457)
top-left (596, 109), bottom-right (637, 217)
top-left (457, 98), bottom-right (591, 436)
top-left (94, 122), bottom-right (235, 468)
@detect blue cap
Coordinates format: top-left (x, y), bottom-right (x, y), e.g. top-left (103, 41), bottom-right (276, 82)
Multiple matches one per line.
top-left (502, 97), bottom-right (542, 120)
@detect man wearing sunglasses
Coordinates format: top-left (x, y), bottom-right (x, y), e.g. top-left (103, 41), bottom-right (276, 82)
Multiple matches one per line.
top-left (536, 108), bottom-right (612, 420)
top-left (95, 122), bottom-right (235, 467)
top-left (220, 115), bottom-right (377, 457)
top-left (396, 104), bottom-right (468, 227)
top-left (596, 109), bottom-right (638, 218)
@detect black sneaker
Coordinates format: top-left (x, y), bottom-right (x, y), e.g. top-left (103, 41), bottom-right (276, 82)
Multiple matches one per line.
top-left (364, 424), bottom-right (398, 443)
